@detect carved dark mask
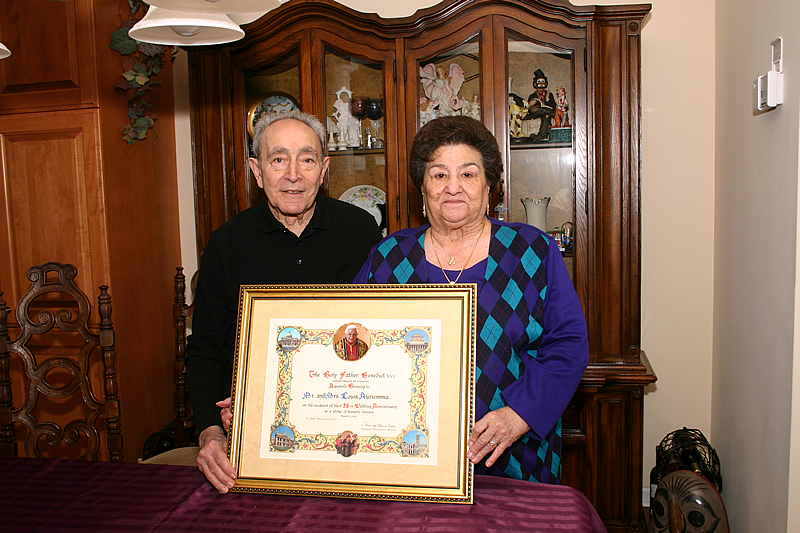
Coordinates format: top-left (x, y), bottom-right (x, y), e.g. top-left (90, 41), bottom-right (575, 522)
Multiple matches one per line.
top-left (650, 470), bottom-right (729, 533)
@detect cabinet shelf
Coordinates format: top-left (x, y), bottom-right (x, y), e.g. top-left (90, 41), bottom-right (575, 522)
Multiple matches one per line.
top-left (510, 141), bottom-right (572, 150)
top-left (328, 148), bottom-right (386, 156)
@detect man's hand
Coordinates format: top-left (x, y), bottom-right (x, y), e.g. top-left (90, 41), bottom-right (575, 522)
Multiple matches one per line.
top-left (217, 397), bottom-right (232, 431)
top-left (197, 425), bottom-right (236, 493)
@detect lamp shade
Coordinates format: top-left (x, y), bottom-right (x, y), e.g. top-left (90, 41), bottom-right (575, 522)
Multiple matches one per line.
top-left (144, 0), bottom-right (283, 14)
top-left (0, 43), bottom-right (10, 59)
top-left (129, 6), bottom-right (244, 46)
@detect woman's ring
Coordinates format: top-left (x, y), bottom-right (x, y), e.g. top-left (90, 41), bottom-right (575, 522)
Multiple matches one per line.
top-left (489, 440), bottom-right (498, 449)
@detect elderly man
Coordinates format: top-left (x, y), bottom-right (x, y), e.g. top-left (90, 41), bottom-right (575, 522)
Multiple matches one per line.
top-left (334, 324), bottom-right (369, 361)
top-left (186, 110), bottom-right (381, 493)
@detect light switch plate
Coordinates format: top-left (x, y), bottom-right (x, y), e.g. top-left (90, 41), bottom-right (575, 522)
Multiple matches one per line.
top-left (771, 37), bottom-right (783, 72)
top-left (754, 38), bottom-right (785, 113)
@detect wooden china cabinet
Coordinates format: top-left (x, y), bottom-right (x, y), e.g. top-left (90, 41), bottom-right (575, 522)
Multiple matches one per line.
top-left (187, 0), bottom-right (656, 530)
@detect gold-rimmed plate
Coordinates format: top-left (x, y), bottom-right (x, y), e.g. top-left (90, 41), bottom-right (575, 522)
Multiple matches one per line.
top-left (247, 92), bottom-right (300, 137)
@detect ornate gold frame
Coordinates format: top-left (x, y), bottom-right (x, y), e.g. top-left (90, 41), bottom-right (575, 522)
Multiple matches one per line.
top-left (228, 284), bottom-right (476, 503)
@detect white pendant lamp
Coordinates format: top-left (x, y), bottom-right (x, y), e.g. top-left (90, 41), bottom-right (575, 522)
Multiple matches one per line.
top-left (129, 6), bottom-right (245, 46)
top-left (144, 0), bottom-right (284, 14)
top-left (0, 43), bottom-right (10, 59)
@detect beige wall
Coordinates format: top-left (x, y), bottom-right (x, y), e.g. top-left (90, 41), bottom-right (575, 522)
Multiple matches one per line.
top-left (173, 0), bottom-right (800, 528)
top-left (791, 124), bottom-right (800, 531)
top-left (715, 0), bottom-right (800, 530)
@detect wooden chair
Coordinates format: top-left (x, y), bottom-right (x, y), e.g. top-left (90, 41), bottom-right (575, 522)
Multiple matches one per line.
top-left (172, 266), bottom-right (198, 448)
top-left (0, 262), bottom-right (123, 461)
top-left (141, 267), bottom-right (199, 465)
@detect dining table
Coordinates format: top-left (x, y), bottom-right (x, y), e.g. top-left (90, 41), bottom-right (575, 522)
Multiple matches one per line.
top-left (0, 456), bottom-right (607, 532)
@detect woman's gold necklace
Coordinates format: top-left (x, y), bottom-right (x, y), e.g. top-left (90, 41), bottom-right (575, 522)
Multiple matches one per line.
top-left (430, 219), bottom-right (487, 285)
top-left (431, 231), bottom-right (469, 265)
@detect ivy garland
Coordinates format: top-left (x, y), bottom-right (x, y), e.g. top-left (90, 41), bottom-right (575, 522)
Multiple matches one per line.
top-left (110, 0), bottom-right (176, 144)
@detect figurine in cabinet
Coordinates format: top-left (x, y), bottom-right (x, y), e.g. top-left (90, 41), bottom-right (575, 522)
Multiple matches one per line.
top-left (524, 69), bottom-right (556, 139)
top-left (527, 69), bottom-right (557, 110)
top-left (554, 85), bottom-right (570, 128)
top-left (462, 93), bottom-right (481, 120)
top-left (419, 97), bottom-right (437, 127)
top-left (420, 63), bottom-right (466, 117)
top-left (509, 94), bottom-right (528, 138)
top-left (332, 87), bottom-right (361, 148)
top-left (326, 117), bottom-right (339, 152)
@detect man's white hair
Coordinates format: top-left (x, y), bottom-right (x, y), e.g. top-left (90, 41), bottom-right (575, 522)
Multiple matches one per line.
top-left (345, 324), bottom-right (358, 333)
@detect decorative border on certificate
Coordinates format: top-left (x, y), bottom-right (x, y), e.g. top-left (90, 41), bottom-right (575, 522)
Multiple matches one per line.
top-left (228, 285), bottom-right (476, 503)
top-left (264, 323), bottom-right (436, 463)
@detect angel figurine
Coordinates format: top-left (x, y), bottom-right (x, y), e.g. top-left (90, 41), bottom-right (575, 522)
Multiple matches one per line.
top-left (420, 62), bottom-right (466, 117)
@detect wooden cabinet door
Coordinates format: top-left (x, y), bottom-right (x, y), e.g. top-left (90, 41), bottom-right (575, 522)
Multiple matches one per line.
top-left (0, 109), bottom-right (108, 313)
top-left (563, 385), bottom-right (648, 532)
top-left (0, 108), bottom-right (111, 461)
top-left (191, 15), bottom-right (401, 245)
top-left (0, 0), bottom-right (98, 113)
top-left (313, 31), bottom-right (400, 234)
top-left (233, 28), bottom-right (401, 233)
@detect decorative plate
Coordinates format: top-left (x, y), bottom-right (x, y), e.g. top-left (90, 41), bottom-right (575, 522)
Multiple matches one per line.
top-left (339, 185), bottom-right (386, 226)
top-left (247, 92), bottom-right (300, 137)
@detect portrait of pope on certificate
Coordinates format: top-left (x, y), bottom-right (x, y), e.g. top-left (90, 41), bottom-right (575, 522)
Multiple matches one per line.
top-left (334, 323), bottom-right (370, 361)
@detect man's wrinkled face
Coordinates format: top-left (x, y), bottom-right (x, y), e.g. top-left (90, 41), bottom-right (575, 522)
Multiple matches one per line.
top-left (345, 328), bottom-right (358, 345)
top-left (249, 119), bottom-right (328, 220)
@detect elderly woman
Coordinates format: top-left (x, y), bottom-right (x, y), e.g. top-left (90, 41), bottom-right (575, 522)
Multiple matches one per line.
top-left (353, 116), bottom-right (588, 483)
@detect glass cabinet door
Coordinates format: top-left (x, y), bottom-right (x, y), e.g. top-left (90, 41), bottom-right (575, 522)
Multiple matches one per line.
top-left (324, 45), bottom-right (388, 236)
top-left (417, 34), bottom-right (482, 128)
top-left (240, 39), bottom-right (394, 235)
top-left (245, 52), bottom-right (301, 138)
top-left (405, 22), bottom-right (489, 228)
top-left (505, 34), bottom-right (576, 277)
top-left (243, 50), bottom-right (302, 207)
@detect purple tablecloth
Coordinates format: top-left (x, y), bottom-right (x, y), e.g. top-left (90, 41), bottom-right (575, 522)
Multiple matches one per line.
top-left (0, 457), bottom-right (606, 532)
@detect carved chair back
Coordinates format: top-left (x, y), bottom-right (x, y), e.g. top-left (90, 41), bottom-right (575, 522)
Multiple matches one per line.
top-left (0, 262), bottom-right (122, 461)
top-left (172, 266), bottom-right (198, 448)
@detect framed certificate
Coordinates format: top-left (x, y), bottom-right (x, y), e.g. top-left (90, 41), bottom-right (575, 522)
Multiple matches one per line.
top-left (227, 284), bottom-right (476, 503)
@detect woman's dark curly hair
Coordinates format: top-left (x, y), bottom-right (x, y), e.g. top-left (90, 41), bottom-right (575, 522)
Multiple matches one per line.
top-left (408, 116), bottom-right (503, 192)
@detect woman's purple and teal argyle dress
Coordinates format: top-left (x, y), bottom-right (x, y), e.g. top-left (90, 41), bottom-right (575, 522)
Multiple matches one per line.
top-left (353, 218), bottom-right (588, 483)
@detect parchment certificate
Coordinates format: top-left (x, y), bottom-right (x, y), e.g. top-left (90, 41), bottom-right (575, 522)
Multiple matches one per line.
top-left (260, 319), bottom-right (441, 466)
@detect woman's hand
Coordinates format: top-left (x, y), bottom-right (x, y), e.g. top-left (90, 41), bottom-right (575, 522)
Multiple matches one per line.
top-left (218, 397), bottom-right (232, 431)
top-left (467, 406), bottom-right (530, 467)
